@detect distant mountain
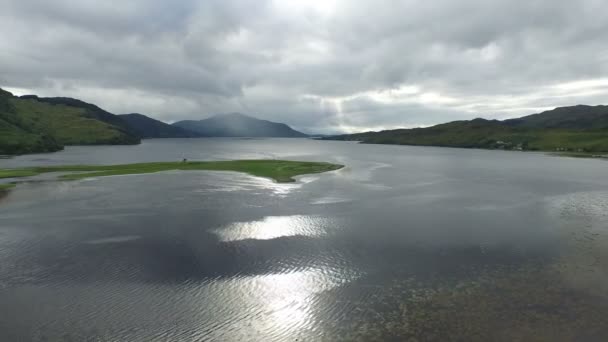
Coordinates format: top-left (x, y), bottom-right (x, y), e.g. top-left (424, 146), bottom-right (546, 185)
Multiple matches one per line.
top-left (172, 113), bottom-right (308, 137)
top-left (325, 105), bottom-right (608, 152)
top-left (119, 113), bottom-right (199, 138)
top-left (0, 87), bottom-right (308, 155)
top-left (0, 88), bottom-right (140, 155)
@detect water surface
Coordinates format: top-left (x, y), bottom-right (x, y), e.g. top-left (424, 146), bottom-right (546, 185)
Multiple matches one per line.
top-left (1, 138), bottom-right (608, 341)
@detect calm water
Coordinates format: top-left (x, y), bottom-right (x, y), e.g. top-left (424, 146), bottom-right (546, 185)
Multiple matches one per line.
top-left (1, 138), bottom-right (608, 341)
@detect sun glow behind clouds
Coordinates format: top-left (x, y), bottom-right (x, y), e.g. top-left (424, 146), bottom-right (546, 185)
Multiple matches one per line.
top-left (273, 0), bottom-right (338, 15)
top-left (301, 84), bottom-right (462, 133)
top-left (552, 78), bottom-right (608, 92)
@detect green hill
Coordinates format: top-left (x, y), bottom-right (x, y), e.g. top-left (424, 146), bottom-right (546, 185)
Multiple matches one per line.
top-left (0, 88), bottom-right (140, 155)
top-left (326, 105), bottom-right (608, 152)
top-left (17, 95), bottom-right (140, 145)
top-left (0, 89), bottom-right (62, 154)
top-left (505, 105), bottom-right (608, 129)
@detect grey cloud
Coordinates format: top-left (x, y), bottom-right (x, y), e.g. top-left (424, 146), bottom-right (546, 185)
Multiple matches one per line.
top-left (1, 0), bottom-right (607, 133)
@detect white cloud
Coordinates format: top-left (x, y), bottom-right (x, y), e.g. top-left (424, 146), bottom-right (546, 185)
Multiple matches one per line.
top-left (1, 0), bottom-right (607, 133)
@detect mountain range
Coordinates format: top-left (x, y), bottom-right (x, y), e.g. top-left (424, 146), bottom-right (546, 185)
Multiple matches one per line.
top-left (172, 113), bottom-right (308, 138)
top-left (326, 105), bottom-right (608, 152)
top-left (0, 87), bottom-right (308, 155)
top-left (118, 113), bottom-right (198, 138)
top-left (4, 86), bottom-right (608, 156)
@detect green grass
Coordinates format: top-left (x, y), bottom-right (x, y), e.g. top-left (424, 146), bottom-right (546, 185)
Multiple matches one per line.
top-left (0, 169), bottom-right (40, 178)
top-left (0, 183), bottom-right (15, 191)
top-left (9, 97), bottom-right (137, 146)
top-left (0, 160), bottom-right (344, 183)
top-left (0, 94), bottom-right (63, 155)
top-left (0, 89), bottom-right (139, 155)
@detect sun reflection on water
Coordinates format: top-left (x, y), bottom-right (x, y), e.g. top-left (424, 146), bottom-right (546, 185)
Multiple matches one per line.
top-left (196, 267), bottom-right (360, 341)
top-left (212, 215), bottom-right (341, 242)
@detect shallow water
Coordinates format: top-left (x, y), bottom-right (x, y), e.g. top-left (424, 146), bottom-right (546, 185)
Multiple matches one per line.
top-left (1, 138), bottom-right (608, 341)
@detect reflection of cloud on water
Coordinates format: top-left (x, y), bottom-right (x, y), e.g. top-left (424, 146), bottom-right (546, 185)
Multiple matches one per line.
top-left (193, 171), bottom-right (304, 196)
top-left (84, 235), bottom-right (142, 245)
top-left (74, 170), bottom-right (310, 197)
top-left (293, 175), bottom-right (320, 184)
top-left (311, 196), bottom-right (352, 205)
top-left (464, 202), bottom-right (530, 212)
top-left (351, 162), bottom-right (392, 182)
top-left (212, 215), bottom-right (342, 242)
top-left (362, 183), bottom-right (392, 191)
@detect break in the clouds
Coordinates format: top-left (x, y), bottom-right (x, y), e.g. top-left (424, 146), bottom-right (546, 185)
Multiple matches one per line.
top-left (1, 0), bottom-right (607, 133)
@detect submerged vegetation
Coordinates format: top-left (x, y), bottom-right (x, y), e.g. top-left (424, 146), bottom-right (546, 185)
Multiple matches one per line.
top-left (332, 262), bottom-right (608, 341)
top-left (0, 160), bottom-right (343, 186)
top-left (0, 183), bottom-right (15, 191)
top-left (0, 183), bottom-right (15, 199)
top-left (319, 206), bottom-right (608, 341)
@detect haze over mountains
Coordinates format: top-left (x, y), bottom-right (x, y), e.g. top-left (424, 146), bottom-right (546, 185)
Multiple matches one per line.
top-left (173, 113), bottom-right (308, 138)
top-left (4, 86), bottom-right (608, 156)
top-left (121, 112), bottom-right (308, 139)
top-left (0, 88), bottom-right (308, 155)
top-left (118, 113), bottom-right (198, 139)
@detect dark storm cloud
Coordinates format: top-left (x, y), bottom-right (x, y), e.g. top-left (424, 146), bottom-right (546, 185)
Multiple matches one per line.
top-left (1, 0), bottom-right (607, 133)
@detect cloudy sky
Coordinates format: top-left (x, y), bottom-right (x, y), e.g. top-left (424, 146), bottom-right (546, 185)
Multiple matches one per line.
top-left (1, 0), bottom-right (607, 133)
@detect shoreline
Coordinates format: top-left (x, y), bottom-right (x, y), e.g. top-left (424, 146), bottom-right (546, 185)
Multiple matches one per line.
top-left (329, 139), bottom-right (608, 159)
top-left (0, 160), bottom-right (344, 199)
top-left (552, 152), bottom-right (608, 159)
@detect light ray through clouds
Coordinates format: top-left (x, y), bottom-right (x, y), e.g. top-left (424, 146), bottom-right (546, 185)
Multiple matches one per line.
top-left (1, 0), bottom-right (607, 133)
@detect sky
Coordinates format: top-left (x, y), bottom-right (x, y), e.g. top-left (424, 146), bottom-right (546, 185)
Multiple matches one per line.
top-left (1, 0), bottom-right (607, 134)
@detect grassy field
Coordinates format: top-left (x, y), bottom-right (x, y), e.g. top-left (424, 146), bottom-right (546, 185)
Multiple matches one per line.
top-left (0, 169), bottom-right (40, 178)
top-left (0, 160), bottom-right (344, 184)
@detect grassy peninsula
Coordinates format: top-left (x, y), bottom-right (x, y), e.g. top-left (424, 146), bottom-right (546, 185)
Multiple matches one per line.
top-left (0, 160), bottom-right (343, 185)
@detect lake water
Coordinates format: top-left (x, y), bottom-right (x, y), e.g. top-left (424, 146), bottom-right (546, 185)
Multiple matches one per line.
top-left (1, 138), bottom-right (608, 341)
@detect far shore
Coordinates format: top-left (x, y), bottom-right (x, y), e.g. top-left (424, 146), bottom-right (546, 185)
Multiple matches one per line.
top-left (552, 152), bottom-right (608, 159)
top-left (335, 139), bottom-right (608, 159)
